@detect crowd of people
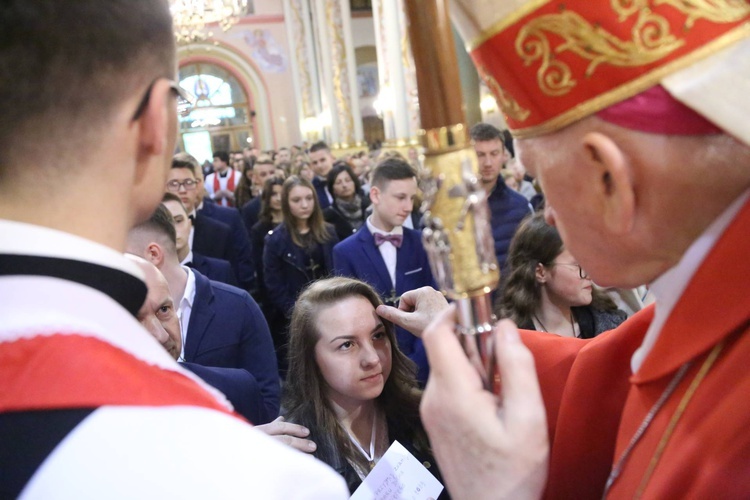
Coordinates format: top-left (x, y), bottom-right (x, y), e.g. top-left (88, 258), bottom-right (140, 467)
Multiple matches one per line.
top-left (3, 0), bottom-right (749, 498)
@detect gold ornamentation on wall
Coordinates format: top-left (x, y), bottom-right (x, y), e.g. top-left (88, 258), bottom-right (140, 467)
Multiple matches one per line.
top-left (477, 66), bottom-right (531, 121)
top-left (290, 0), bottom-right (314, 118)
top-left (516, 8), bottom-right (684, 96)
top-left (326, 0), bottom-right (355, 145)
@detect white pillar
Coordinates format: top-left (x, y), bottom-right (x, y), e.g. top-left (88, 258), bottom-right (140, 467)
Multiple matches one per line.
top-left (283, 0), bottom-right (323, 143)
top-left (372, 0), bottom-right (420, 145)
top-left (311, 0), bottom-right (364, 147)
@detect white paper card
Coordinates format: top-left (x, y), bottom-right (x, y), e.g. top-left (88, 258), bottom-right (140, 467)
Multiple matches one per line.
top-left (350, 440), bottom-right (444, 500)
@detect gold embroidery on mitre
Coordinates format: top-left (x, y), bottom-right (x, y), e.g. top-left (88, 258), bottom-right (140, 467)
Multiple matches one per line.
top-left (516, 7), bottom-right (685, 96)
top-left (655, 0), bottom-right (750, 28)
top-left (478, 66), bottom-right (531, 122)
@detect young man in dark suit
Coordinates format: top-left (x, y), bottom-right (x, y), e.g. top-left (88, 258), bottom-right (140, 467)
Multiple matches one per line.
top-left (332, 157), bottom-right (434, 384)
top-left (167, 154), bottom-right (255, 290)
top-left (126, 204), bottom-right (280, 421)
top-left (161, 193), bottom-right (237, 286)
top-left (308, 141), bottom-right (335, 209)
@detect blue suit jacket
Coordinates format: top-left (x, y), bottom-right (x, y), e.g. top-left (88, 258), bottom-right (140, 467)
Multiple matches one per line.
top-left (487, 179), bottom-right (532, 273)
top-left (184, 269), bottom-right (280, 419)
top-left (240, 197), bottom-right (261, 237)
top-left (312, 176), bottom-right (332, 210)
top-left (192, 213), bottom-right (232, 264)
top-left (180, 362), bottom-right (272, 424)
top-left (191, 252), bottom-right (237, 286)
top-left (332, 225), bottom-right (435, 384)
top-left (199, 202), bottom-right (256, 291)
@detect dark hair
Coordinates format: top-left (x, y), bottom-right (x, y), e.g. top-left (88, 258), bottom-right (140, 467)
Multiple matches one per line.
top-left (371, 157), bottom-right (416, 189)
top-left (171, 153), bottom-right (200, 178)
top-left (327, 162), bottom-right (362, 200)
top-left (131, 202), bottom-right (178, 252)
top-left (470, 122), bottom-right (503, 142)
top-left (281, 176), bottom-right (332, 247)
top-left (497, 212), bottom-right (563, 326)
top-left (0, 0), bottom-right (175, 169)
top-left (234, 159), bottom-right (255, 208)
top-left (258, 177), bottom-right (285, 226)
top-left (161, 191), bottom-right (188, 214)
top-left (309, 141), bottom-right (330, 154)
top-left (213, 151), bottom-right (229, 164)
top-left (284, 277), bottom-right (425, 474)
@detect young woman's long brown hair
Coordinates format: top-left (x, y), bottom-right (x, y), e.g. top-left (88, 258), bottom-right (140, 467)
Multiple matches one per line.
top-left (257, 176), bottom-right (285, 226)
top-left (283, 277), bottom-right (426, 474)
top-left (280, 175), bottom-right (332, 247)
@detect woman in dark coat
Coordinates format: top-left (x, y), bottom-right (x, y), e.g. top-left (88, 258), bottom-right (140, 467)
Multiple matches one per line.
top-left (323, 162), bottom-right (371, 241)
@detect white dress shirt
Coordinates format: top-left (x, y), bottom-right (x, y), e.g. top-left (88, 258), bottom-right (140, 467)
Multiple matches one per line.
top-left (366, 216), bottom-right (403, 288)
top-left (177, 266), bottom-right (196, 361)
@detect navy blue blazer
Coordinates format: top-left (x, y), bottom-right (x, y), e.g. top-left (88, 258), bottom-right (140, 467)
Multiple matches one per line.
top-left (487, 179), bottom-right (532, 273)
top-left (190, 252), bottom-right (237, 286)
top-left (240, 197), bottom-right (261, 237)
top-left (263, 224), bottom-right (338, 316)
top-left (312, 176), bottom-right (332, 210)
top-left (180, 362), bottom-right (272, 424)
top-left (192, 213), bottom-right (232, 265)
top-left (332, 225), bottom-right (435, 384)
top-left (184, 269), bottom-right (280, 420)
top-left (199, 202), bottom-right (256, 291)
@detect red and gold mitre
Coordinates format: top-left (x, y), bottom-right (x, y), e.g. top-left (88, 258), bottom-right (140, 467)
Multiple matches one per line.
top-left (451, 0), bottom-right (750, 138)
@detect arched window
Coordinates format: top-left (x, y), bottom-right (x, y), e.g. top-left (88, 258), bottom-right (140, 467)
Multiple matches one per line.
top-left (177, 63), bottom-right (254, 161)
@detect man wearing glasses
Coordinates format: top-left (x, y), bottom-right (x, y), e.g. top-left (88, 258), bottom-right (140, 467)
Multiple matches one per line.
top-left (0, 1), bottom-right (346, 497)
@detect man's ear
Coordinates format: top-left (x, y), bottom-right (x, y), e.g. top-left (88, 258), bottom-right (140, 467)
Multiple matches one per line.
top-left (535, 262), bottom-right (547, 284)
top-left (133, 79), bottom-right (172, 182)
top-left (581, 132), bottom-right (635, 235)
top-left (369, 185), bottom-right (380, 205)
top-left (145, 242), bottom-right (165, 267)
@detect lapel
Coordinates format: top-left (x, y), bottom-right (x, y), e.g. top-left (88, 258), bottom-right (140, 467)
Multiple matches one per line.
top-left (357, 226), bottom-right (393, 291)
top-left (185, 270), bottom-right (216, 361)
top-left (633, 196), bottom-right (750, 383)
top-left (394, 229), bottom-right (416, 294)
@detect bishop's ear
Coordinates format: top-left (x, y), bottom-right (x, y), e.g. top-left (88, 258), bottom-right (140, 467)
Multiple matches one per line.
top-left (581, 132), bottom-right (635, 235)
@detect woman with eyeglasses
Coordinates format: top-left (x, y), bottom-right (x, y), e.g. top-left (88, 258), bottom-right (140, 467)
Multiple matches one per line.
top-left (284, 276), bottom-right (447, 497)
top-left (497, 212), bottom-right (626, 339)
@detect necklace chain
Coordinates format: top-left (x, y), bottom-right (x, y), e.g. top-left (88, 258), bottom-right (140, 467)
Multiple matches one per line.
top-left (534, 310), bottom-right (578, 338)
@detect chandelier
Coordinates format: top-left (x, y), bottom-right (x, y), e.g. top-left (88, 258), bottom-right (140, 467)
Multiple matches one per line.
top-left (170, 0), bottom-right (248, 44)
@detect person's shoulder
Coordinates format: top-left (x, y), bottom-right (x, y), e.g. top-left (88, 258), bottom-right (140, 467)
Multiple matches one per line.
top-left (209, 278), bottom-right (255, 303)
top-left (22, 406), bottom-right (348, 499)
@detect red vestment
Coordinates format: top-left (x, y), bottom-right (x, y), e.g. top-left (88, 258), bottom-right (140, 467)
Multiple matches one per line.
top-left (523, 197), bottom-right (750, 499)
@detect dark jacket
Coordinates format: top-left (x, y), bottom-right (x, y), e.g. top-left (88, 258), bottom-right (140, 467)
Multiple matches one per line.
top-left (487, 179), bottom-right (532, 272)
top-left (262, 224), bottom-right (339, 316)
top-left (192, 213), bottom-right (233, 264)
top-left (289, 411), bottom-right (448, 498)
top-left (198, 201), bottom-right (256, 291)
top-left (518, 306), bottom-right (627, 339)
top-left (240, 197), bottom-right (261, 237)
top-left (190, 252), bottom-right (237, 286)
top-left (323, 196), bottom-right (371, 242)
top-left (312, 176), bottom-right (332, 210)
top-left (184, 269), bottom-right (280, 420)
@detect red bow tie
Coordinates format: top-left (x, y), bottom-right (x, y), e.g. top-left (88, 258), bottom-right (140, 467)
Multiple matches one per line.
top-left (374, 233), bottom-right (403, 248)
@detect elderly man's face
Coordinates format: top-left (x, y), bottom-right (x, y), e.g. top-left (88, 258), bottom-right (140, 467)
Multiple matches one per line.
top-left (134, 260), bottom-right (182, 360)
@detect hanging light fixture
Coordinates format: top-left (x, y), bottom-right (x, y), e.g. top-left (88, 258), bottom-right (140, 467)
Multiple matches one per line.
top-left (170, 0), bottom-right (248, 44)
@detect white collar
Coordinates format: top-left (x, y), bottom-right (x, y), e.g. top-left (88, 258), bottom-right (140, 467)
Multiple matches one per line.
top-left (181, 250), bottom-right (194, 266)
top-left (0, 219), bottom-right (143, 280)
top-left (182, 266), bottom-right (197, 308)
top-left (366, 216), bottom-right (404, 236)
top-left (631, 189), bottom-right (750, 372)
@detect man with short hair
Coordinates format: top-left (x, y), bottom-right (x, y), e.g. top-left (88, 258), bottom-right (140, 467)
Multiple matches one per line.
top-left (470, 122), bottom-right (532, 273)
top-left (205, 151), bottom-right (241, 207)
top-left (275, 147), bottom-right (291, 164)
top-left (126, 204), bottom-right (280, 422)
top-left (381, 4), bottom-right (750, 499)
top-left (0, 1), bottom-right (345, 497)
top-left (128, 254), bottom-right (275, 424)
top-left (333, 157), bottom-right (434, 384)
top-left (241, 155), bottom-right (282, 233)
top-left (169, 154), bottom-right (255, 290)
top-left (308, 141), bottom-right (335, 209)
top-left (162, 193), bottom-right (236, 286)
